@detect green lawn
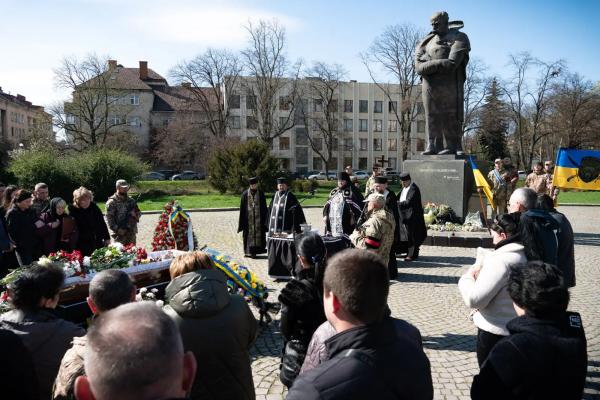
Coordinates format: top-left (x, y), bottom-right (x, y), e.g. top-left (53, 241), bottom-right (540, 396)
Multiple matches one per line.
top-left (96, 180), bottom-right (599, 212)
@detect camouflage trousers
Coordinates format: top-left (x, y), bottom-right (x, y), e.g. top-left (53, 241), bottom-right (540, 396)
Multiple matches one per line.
top-left (111, 231), bottom-right (137, 246)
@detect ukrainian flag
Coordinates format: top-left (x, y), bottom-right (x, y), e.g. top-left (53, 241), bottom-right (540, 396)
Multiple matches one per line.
top-left (553, 148), bottom-right (600, 191)
top-left (469, 156), bottom-right (495, 208)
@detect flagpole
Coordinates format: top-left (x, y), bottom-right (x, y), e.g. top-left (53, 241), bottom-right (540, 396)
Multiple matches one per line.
top-left (477, 189), bottom-right (490, 230)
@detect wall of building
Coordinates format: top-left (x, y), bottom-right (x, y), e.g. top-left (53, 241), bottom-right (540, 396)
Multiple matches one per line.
top-left (0, 93), bottom-right (52, 148)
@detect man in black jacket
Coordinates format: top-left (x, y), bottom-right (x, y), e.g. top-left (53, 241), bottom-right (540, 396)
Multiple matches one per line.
top-left (471, 261), bottom-right (587, 399)
top-left (287, 249), bottom-right (433, 400)
top-left (397, 172), bottom-right (427, 261)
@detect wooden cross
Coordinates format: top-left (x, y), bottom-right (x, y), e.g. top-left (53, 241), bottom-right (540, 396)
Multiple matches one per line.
top-left (375, 154), bottom-right (390, 169)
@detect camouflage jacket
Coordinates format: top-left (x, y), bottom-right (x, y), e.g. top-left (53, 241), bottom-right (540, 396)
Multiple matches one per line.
top-left (105, 193), bottom-right (140, 234)
top-left (52, 335), bottom-right (86, 400)
top-left (350, 208), bottom-right (396, 258)
top-left (487, 168), bottom-right (509, 198)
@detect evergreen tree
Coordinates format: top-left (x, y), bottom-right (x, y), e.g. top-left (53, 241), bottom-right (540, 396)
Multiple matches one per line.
top-left (477, 79), bottom-right (509, 161)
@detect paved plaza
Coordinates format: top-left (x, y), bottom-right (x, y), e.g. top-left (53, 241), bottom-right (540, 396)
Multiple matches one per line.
top-left (137, 206), bottom-right (600, 400)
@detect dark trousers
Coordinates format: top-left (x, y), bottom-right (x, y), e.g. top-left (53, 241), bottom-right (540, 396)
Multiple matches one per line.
top-left (476, 328), bottom-right (504, 367)
top-left (388, 251), bottom-right (398, 280)
top-left (407, 245), bottom-right (420, 259)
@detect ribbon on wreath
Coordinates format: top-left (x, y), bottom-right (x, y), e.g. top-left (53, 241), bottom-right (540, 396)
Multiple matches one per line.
top-left (168, 207), bottom-right (194, 251)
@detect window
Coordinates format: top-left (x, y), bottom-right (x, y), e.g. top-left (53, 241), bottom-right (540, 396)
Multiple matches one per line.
top-left (344, 139), bottom-right (353, 151)
top-left (417, 120), bottom-right (426, 133)
top-left (280, 158), bottom-right (290, 170)
top-left (332, 138), bottom-right (339, 149)
top-left (279, 116), bottom-right (288, 128)
top-left (328, 100), bottom-right (338, 112)
top-left (66, 114), bottom-right (76, 124)
top-left (416, 138), bottom-right (425, 152)
top-left (279, 136), bottom-right (290, 150)
top-left (312, 118), bottom-right (322, 131)
top-left (296, 128), bottom-right (308, 145)
top-left (344, 119), bottom-right (353, 132)
top-left (359, 119), bottom-right (368, 132)
top-left (130, 95), bottom-right (140, 105)
top-left (374, 101), bottom-right (383, 113)
top-left (344, 100), bottom-right (353, 113)
top-left (313, 137), bottom-right (323, 151)
top-left (359, 157), bottom-right (368, 169)
top-left (344, 157), bottom-right (353, 168)
top-left (246, 116), bottom-right (258, 129)
top-left (246, 95), bottom-right (256, 110)
top-left (327, 158), bottom-right (338, 170)
top-left (162, 118), bottom-right (171, 127)
top-left (417, 102), bottom-right (424, 115)
top-left (373, 138), bottom-right (382, 151)
top-left (109, 115), bottom-right (122, 125)
top-left (313, 157), bottom-right (323, 170)
top-left (296, 147), bottom-right (308, 164)
top-left (359, 100), bottom-right (368, 113)
top-left (388, 138), bottom-right (397, 151)
top-left (128, 116), bottom-right (141, 127)
top-left (360, 138), bottom-right (368, 151)
top-left (373, 119), bottom-right (382, 132)
top-left (388, 157), bottom-right (397, 169)
top-left (279, 96), bottom-right (291, 111)
top-left (230, 94), bottom-right (240, 109)
top-left (230, 116), bottom-right (241, 129)
top-left (389, 101), bottom-right (397, 113)
top-left (388, 119), bottom-right (397, 132)
top-left (313, 99), bottom-right (323, 112)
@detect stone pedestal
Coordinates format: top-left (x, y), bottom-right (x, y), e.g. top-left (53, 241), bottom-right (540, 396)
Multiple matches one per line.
top-left (403, 155), bottom-right (474, 220)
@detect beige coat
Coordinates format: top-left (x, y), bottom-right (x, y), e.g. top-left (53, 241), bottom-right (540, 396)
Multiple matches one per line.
top-left (350, 208), bottom-right (396, 258)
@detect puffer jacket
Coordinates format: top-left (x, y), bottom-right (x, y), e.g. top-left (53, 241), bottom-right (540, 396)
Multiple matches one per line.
top-left (458, 237), bottom-right (527, 336)
top-left (163, 269), bottom-right (258, 400)
top-left (0, 309), bottom-right (85, 400)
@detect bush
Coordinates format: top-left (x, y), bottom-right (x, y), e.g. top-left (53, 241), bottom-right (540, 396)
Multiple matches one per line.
top-left (9, 148), bottom-right (148, 202)
top-left (208, 140), bottom-right (280, 194)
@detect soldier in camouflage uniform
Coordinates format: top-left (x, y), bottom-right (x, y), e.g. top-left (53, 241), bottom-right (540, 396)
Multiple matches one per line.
top-left (487, 159), bottom-right (509, 216)
top-left (350, 193), bottom-right (396, 261)
top-left (105, 179), bottom-right (141, 245)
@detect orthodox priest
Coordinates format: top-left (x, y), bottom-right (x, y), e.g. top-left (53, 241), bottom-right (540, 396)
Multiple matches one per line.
top-left (238, 177), bottom-right (268, 257)
top-left (268, 177), bottom-right (307, 235)
top-left (322, 172), bottom-right (362, 237)
top-left (397, 172), bottom-right (427, 261)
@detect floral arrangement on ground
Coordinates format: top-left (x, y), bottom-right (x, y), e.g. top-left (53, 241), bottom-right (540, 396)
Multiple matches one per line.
top-left (424, 202), bottom-right (487, 232)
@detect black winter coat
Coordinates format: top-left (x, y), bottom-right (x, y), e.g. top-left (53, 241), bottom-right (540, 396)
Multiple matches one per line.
top-left (0, 328), bottom-right (39, 400)
top-left (550, 210), bottom-right (576, 287)
top-left (397, 184), bottom-right (427, 249)
top-left (163, 269), bottom-right (258, 400)
top-left (287, 317), bottom-right (433, 400)
top-left (519, 209), bottom-right (559, 265)
top-left (471, 312), bottom-right (587, 400)
top-left (68, 203), bottom-right (110, 256)
top-left (5, 206), bottom-right (40, 265)
top-left (278, 269), bottom-right (327, 387)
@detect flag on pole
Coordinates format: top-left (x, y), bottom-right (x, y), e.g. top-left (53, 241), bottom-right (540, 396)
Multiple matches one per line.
top-left (469, 156), bottom-right (495, 208)
top-left (553, 148), bottom-right (600, 191)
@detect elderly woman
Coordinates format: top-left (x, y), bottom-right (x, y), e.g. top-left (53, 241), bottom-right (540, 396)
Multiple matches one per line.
top-left (458, 213), bottom-right (527, 366)
top-left (68, 187), bottom-right (110, 256)
top-left (0, 264), bottom-right (85, 400)
top-left (163, 251), bottom-right (258, 400)
top-left (5, 189), bottom-right (40, 265)
top-left (36, 197), bottom-right (77, 255)
top-left (278, 231), bottom-right (327, 388)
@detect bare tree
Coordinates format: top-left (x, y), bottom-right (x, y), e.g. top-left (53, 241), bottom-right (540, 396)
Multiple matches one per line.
top-left (501, 52), bottom-right (565, 169)
top-left (50, 54), bottom-right (131, 148)
top-left (462, 57), bottom-right (491, 136)
top-left (362, 23), bottom-right (424, 162)
top-left (241, 19), bottom-right (301, 144)
top-left (301, 62), bottom-right (346, 176)
top-left (170, 48), bottom-right (241, 138)
top-left (545, 72), bottom-right (600, 154)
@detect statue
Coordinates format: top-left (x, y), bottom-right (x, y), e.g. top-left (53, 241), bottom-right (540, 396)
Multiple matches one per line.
top-left (415, 11), bottom-right (470, 155)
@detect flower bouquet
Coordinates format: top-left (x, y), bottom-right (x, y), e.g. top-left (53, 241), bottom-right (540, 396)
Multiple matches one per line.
top-left (151, 201), bottom-right (197, 251)
top-left (46, 250), bottom-right (86, 278)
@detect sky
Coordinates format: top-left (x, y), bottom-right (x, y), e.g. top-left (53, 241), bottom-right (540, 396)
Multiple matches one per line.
top-left (1, 0), bottom-right (599, 108)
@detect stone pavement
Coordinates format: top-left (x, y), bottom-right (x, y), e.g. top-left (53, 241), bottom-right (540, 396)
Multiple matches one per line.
top-left (137, 206), bottom-right (600, 400)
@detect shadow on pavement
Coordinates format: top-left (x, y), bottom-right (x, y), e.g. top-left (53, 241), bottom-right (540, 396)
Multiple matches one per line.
top-left (397, 272), bottom-right (459, 285)
top-left (399, 255), bottom-right (476, 268)
top-left (251, 320), bottom-right (284, 361)
top-left (574, 233), bottom-right (600, 247)
top-left (422, 333), bottom-right (475, 352)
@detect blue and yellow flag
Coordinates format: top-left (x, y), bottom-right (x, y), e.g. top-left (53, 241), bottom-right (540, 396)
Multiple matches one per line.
top-left (469, 156), bottom-right (495, 208)
top-left (553, 148), bottom-right (600, 191)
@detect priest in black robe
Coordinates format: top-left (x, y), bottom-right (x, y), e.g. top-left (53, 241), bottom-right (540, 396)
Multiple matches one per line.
top-left (397, 172), bottom-right (427, 261)
top-left (268, 177), bottom-right (306, 235)
top-left (238, 177), bottom-right (268, 257)
top-left (322, 172), bottom-right (362, 236)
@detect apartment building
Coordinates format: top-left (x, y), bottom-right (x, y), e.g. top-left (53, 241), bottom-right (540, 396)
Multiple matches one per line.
top-left (226, 77), bottom-right (427, 173)
top-left (0, 87), bottom-right (52, 148)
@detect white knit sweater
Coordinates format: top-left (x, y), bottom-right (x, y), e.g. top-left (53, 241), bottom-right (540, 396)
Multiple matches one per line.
top-left (458, 242), bottom-right (527, 336)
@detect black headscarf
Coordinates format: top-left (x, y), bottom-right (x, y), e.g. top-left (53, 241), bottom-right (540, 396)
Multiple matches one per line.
top-left (49, 197), bottom-right (66, 220)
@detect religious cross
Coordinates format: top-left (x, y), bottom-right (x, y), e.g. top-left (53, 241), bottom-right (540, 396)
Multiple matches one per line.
top-left (375, 154), bottom-right (390, 169)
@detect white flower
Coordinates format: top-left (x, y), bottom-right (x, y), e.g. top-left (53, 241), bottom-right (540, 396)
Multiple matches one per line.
top-left (139, 287), bottom-right (148, 294)
top-left (127, 260), bottom-right (134, 267)
top-left (105, 250), bottom-right (112, 257)
top-left (83, 257), bottom-right (91, 267)
top-left (37, 257), bottom-right (52, 267)
top-left (146, 292), bottom-right (155, 299)
top-left (151, 288), bottom-right (158, 294)
top-left (155, 300), bottom-right (164, 307)
top-left (111, 242), bottom-right (124, 251)
top-left (135, 294), bottom-right (142, 301)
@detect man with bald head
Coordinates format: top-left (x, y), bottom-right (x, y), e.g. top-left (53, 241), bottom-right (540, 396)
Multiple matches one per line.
top-left (74, 302), bottom-right (196, 400)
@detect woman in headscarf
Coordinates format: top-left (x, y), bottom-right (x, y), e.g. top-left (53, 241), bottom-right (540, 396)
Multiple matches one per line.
top-left (36, 197), bottom-right (78, 255)
top-left (278, 231), bottom-right (328, 388)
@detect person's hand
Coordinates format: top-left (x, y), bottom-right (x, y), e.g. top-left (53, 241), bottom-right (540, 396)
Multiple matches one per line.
top-left (51, 221), bottom-right (60, 229)
top-left (470, 265), bottom-right (481, 280)
top-left (35, 220), bottom-right (45, 229)
top-left (477, 188), bottom-right (482, 194)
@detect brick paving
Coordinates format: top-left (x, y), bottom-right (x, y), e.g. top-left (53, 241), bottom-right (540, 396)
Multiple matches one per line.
top-left (136, 206), bottom-right (600, 399)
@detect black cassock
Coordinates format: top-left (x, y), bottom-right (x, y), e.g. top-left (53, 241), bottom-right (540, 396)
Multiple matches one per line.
top-left (268, 190), bottom-right (307, 235)
top-left (323, 187), bottom-right (362, 236)
top-left (238, 188), bottom-right (268, 255)
top-left (397, 183), bottom-right (427, 257)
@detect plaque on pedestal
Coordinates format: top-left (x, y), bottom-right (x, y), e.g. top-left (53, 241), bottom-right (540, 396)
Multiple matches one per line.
top-left (403, 156), bottom-right (475, 220)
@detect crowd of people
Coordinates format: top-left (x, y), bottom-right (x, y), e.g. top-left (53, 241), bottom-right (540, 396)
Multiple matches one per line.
top-left (0, 180), bottom-right (141, 277)
top-left (0, 165), bottom-right (589, 400)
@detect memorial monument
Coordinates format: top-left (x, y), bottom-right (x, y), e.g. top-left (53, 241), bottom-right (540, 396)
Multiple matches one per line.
top-left (404, 11), bottom-right (474, 219)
